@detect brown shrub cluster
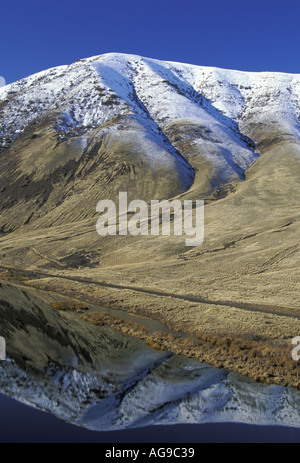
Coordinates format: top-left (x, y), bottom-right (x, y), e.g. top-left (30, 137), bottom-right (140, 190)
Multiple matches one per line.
top-left (50, 301), bottom-right (89, 312)
top-left (80, 312), bottom-right (300, 389)
top-left (81, 312), bottom-right (149, 336)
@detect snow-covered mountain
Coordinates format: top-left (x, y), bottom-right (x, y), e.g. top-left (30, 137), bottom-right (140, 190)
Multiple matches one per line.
top-left (2, 53), bottom-right (300, 163)
top-left (0, 52), bottom-right (299, 238)
top-left (0, 52), bottom-right (300, 233)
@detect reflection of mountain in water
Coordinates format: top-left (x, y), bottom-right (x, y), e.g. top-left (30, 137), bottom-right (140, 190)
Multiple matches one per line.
top-left (0, 281), bottom-right (300, 431)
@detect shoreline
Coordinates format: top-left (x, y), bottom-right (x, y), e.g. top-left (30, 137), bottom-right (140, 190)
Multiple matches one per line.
top-left (1, 267), bottom-right (299, 390)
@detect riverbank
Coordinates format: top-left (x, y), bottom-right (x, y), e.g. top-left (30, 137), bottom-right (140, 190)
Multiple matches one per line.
top-left (1, 268), bottom-right (299, 390)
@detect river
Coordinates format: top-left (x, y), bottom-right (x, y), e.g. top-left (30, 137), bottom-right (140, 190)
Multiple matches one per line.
top-left (1, 280), bottom-right (300, 442)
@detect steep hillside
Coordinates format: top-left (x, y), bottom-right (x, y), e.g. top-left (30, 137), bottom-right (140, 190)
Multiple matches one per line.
top-left (0, 53), bottom-right (264, 234)
top-left (0, 54), bottom-right (299, 389)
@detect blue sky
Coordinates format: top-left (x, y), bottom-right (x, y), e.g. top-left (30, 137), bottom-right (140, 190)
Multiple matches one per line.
top-left (1, 0), bottom-right (300, 84)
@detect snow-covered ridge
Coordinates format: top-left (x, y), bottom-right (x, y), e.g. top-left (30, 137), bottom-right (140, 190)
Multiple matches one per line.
top-left (1, 52), bottom-right (300, 132)
top-left (1, 52), bottom-right (300, 181)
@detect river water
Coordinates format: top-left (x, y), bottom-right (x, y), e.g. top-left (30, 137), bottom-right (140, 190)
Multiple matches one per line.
top-left (1, 281), bottom-right (300, 442)
top-left (1, 393), bottom-right (300, 443)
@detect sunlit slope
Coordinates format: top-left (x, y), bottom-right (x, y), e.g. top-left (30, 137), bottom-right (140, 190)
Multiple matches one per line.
top-left (0, 53), bottom-right (299, 277)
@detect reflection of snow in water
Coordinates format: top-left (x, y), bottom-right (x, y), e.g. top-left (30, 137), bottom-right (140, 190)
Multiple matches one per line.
top-left (1, 282), bottom-right (300, 433)
top-left (1, 354), bottom-right (300, 433)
